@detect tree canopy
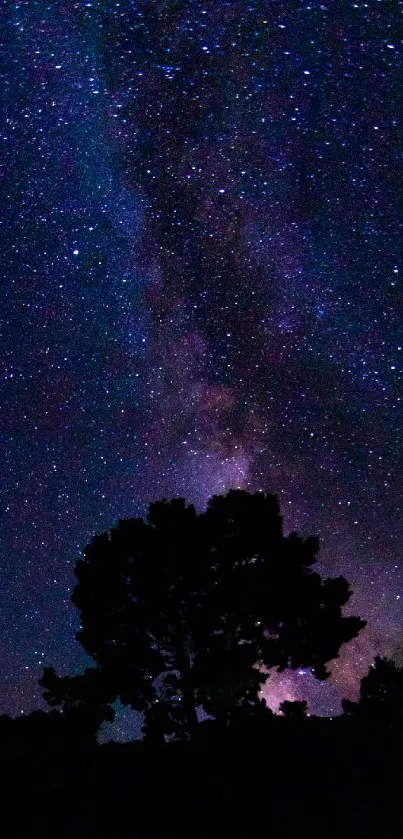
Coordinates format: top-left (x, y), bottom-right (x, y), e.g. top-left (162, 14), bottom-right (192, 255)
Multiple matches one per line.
top-left (279, 699), bottom-right (308, 719)
top-left (41, 490), bottom-right (366, 740)
top-left (342, 656), bottom-right (403, 721)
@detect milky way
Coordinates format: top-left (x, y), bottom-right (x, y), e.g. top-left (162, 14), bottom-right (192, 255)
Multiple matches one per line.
top-left (0, 1), bottom-right (401, 732)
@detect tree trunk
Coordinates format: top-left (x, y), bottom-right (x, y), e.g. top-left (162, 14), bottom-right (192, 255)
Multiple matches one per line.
top-left (183, 684), bottom-right (199, 740)
top-left (180, 637), bottom-right (198, 741)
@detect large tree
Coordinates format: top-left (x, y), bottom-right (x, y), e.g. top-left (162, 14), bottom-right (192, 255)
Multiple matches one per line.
top-left (42, 490), bottom-right (366, 739)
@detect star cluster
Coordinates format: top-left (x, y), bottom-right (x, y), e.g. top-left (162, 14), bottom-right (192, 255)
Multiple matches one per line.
top-left (0, 0), bottom-right (401, 723)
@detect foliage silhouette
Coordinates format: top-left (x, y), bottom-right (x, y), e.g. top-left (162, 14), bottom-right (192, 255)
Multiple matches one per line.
top-left (41, 490), bottom-right (366, 740)
top-left (342, 655), bottom-right (403, 722)
top-left (40, 666), bottom-right (115, 735)
top-left (279, 699), bottom-right (308, 718)
top-left (0, 708), bottom-right (101, 755)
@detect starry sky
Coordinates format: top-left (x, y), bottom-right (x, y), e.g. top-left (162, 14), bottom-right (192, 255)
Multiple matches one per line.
top-left (0, 0), bottom-right (401, 733)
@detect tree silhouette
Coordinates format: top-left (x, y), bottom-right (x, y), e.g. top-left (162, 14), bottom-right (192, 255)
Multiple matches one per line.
top-left (40, 665), bottom-right (115, 739)
top-left (279, 699), bottom-right (308, 719)
top-left (342, 656), bottom-right (403, 722)
top-left (42, 490), bottom-right (366, 740)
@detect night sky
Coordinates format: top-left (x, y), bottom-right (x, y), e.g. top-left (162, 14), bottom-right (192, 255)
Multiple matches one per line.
top-left (0, 0), bottom-right (401, 736)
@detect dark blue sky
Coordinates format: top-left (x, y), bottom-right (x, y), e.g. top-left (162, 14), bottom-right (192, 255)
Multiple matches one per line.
top-left (0, 0), bottom-right (401, 731)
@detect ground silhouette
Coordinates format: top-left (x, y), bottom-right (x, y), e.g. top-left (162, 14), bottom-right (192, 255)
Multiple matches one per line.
top-left (0, 708), bottom-right (401, 838)
top-left (1, 492), bottom-right (400, 837)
